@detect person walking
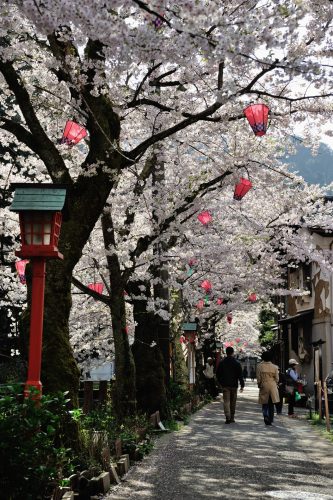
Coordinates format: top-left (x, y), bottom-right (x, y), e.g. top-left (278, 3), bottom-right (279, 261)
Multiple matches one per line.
top-left (243, 367), bottom-right (248, 381)
top-left (256, 351), bottom-right (279, 426)
top-left (216, 346), bottom-right (244, 424)
top-left (203, 357), bottom-right (218, 398)
top-left (250, 368), bottom-right (256, 382)
top-left (285, 359), bottom-right (300, 418)
top-left (275, 368), bottom-right (286, 415)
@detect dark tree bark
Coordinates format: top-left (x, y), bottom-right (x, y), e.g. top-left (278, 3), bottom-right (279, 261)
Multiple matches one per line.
top-left (101, 209), bottom-right (136, 418)
top-left (130, 281), bottom-right (169, 418)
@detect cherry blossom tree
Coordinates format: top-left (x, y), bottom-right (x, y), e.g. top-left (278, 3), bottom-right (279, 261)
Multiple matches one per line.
top-left (2, 1), bottom-right (333, 415)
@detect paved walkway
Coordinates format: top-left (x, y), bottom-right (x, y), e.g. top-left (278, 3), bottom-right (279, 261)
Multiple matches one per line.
top-left (105, 381), bottom-right (333, 499)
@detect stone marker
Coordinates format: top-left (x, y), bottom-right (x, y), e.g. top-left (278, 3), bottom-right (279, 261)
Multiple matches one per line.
top-left (109, 463), bottom-right (121, 484)
top-left (121, 454), bottom-right (130, 470)
top-left (149, 412), bottom-right (157, 427)
top-left (98, 471), bottom-right (111, 493)
top-left (117, 457), bottom-right (129, 476)
top-left (62, 493), bottom-right (74, 500)
top-left (114, 438), bottom-right (122, 459)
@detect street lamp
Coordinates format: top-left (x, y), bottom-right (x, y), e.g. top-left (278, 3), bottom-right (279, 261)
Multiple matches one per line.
top-left (10, 184), bottom-right (67, 398)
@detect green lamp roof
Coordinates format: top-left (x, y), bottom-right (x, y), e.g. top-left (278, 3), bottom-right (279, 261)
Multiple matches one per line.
top-left (182, 322), bottom-right (197, 331)
top-left (10, 184), bottom-right (67, 212)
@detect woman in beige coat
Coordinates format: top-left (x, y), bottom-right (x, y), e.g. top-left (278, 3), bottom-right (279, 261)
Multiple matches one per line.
top-left (256, 351), bottom-right (280, 426)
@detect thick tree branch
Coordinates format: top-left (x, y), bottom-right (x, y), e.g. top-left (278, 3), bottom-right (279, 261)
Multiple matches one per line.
top-left (0, 59), bottom-right (72, 184)
top-left (72, 276), bottom-right (111, 305)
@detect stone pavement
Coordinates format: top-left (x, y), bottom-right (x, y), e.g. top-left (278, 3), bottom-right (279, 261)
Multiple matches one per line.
top-left (104, 381), bottom-right (333, 499)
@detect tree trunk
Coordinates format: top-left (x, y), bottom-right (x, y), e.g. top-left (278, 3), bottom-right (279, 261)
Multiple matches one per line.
top-left (42, 259), bottom-right (80, 404)
top-left (101, 210), bottom-right (136, 419)
top-left (130, 281), bottom-right (169, 418)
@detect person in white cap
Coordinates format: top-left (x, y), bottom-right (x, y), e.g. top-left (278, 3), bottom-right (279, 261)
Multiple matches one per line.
top-left (286, 359), bottom-right (300, 417)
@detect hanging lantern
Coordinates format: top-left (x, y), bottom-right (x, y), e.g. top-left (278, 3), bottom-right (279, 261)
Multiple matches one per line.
top-left (243, 103), bottom-right (269, 136)
top-left (60, 121), bottom-right (87, 146)
top-left (88, 282), bottom-right (104, 294)
top-left (182, 322), bottom-right (197, 344)
top-left (225, 342), bottom-right (230, 348)
top-left (234, 178), bottom-right (253, 201)
top-left (248, 293), bottom-right (257, 303)
top-left (217, 297), bottom-right (223, 305)
top-left (235, 337), bottom-right (241, 344)
top-left (204, 294), bottom-right (210, 306)
top-left (15, 259), bottom-right (30, 284)
top-left (197, 210), bottom-right (212, 225)
top-left (243, 341), bottom-right (248, 347)
top-left (226, 312), bottom-right (233, 324)
top-left (201, 280), bottom-right (212, 293)
top-left (197, 299), bottom-right (205, 310)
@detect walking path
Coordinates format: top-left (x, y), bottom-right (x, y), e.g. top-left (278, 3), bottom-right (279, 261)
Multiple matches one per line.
top-left (105, 381), bottom-right (333, 499)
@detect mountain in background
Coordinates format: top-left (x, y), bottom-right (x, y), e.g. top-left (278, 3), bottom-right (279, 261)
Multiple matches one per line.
top-left (285, 141), bottom-right (333, 187)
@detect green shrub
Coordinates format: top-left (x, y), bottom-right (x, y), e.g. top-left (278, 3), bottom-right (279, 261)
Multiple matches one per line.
top-left (0, 386), bottom-right (74, 500)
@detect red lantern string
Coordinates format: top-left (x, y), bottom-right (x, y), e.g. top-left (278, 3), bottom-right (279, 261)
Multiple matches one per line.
top-left (197, 210), bottom-right (212, 225)
top-left (217, 297), bottom-right (223, 305)
top-left (234, 178), bottom-right (253, 201)
top-left (61, 121), bottom-right (87, 146)
top-left (88, 282), bottom-right (104, 294)
top-left (243, 104), bottom-right (269, 136)
top-left (15, 259), bottom-right (29, 284)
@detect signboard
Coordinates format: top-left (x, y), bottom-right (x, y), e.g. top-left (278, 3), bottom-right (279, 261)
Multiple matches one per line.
top-left (82, 361), bottom-right (115, 381)
top-left (182, 322), bottom-right (197, 331)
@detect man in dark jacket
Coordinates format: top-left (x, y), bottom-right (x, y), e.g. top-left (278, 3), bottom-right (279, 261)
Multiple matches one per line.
top-left (216, 346), bottom-right (244, 424)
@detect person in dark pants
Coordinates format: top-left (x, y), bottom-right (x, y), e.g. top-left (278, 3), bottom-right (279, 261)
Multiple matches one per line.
top-left (243, 367), bottom-right (248, 381)
top-left (250, 368), bottom-right (256, 381)
top-left (216, 347), bottom-right (244, 424)
top-left (256, 351), bottom-right (279, 425)
top-left (275, 369), bottom-right (286, 415)
top-left (286, 359), bottom-right (300, 418)
top-left (203, 357), bottom-right (218, 398)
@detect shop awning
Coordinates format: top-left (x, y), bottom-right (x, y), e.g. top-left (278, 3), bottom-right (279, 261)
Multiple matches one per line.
top-left (278, 309), bottom-right (314, 325)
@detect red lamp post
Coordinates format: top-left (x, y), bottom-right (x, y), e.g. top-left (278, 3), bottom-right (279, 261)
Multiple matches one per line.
top-left (243, 103), bottom-right (269, 136)
top-left (10, 184), bottom-right (67, 399)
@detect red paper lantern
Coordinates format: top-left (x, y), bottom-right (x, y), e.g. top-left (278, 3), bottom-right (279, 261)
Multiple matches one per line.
top-left (217, 297), bottom-right (223, 305)
top-left (235, 337), bottom-right (241, 343)
top-left (234, 178), bottom-right (253, 201)
top-left (197, 210), bottom-right (212, 225)
top-left (243, 341), bottom-right (248, 347)
top-left (188, 259), bottom-right (197, 268)
top-left (61, 121), bottom-right (87, 146)
top-left (225, 341), bottom-right (230, 348)
top-left (243, 103), bottom-right (269, 136)
top-left (226, 312), bottom-right (233, 324)
top-left (15, 259), bottom-right (30, 284)
top-left (201, 280), bottom-right (212, 293)
top-left (248, 293), bottom-right (257, 303)
top-left (88, 282), bottom-right (104, 294)
top-left (196, 299), bottom-right (205, 310)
